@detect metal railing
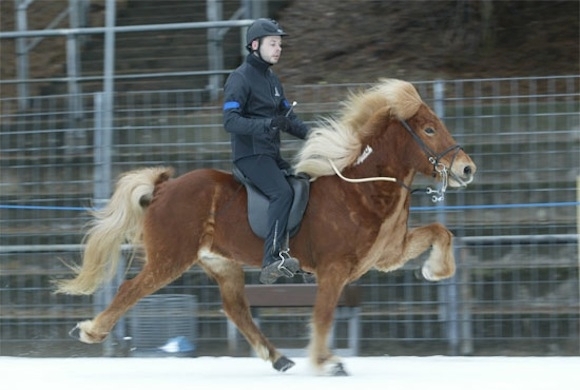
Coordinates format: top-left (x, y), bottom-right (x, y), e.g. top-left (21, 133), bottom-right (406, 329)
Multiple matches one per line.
top-left (1, 75), bottom-right (579, 357)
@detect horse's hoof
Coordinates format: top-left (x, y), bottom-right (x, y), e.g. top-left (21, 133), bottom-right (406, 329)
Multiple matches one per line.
top-left (68, 323), bottom-right (81, 340)
top-left (414, 267), bottom-right (425, 280)
top-left (68, 320), bottom-right (107, 343)
top-left (273, 356), bottom-right (295, 372)
top-left (415, 267), bottom-right (434, 281)
top-left (329, 362), bottom-right (349, 376)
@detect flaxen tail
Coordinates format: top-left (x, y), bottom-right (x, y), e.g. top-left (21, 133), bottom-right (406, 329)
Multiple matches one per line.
top-left (55, 167), bottom-right (174, 295)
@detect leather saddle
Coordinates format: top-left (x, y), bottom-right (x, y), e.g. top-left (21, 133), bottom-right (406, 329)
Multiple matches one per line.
top-left (232, 166), bottom-right (310, 240)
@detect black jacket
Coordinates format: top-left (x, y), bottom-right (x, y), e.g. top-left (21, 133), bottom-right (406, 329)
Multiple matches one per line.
top-left (223, 54), bottom-right (309, 163)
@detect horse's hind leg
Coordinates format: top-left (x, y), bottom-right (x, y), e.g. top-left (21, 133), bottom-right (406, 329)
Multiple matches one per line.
top-left (74, 260), bottom-right (191, 344)
top-left (199, 254), bottom-right (294, 372)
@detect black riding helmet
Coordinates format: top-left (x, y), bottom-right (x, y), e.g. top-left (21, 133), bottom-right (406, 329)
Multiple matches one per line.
top-left (245, 18), bottom-right (287, 52)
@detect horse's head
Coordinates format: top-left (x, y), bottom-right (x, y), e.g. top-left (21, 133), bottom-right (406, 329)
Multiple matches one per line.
top-left (399, 104), bottom-right (476, 188)
top-left (294, 79), bottom-right (476, 190)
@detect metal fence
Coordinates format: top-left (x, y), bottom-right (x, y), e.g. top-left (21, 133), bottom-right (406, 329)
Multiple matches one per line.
top-left (1, 75), bottom-right (578, 357)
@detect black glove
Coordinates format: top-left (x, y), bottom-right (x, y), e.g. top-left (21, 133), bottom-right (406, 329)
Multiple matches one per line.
top-left (270, 115), bottom-right (291, 133)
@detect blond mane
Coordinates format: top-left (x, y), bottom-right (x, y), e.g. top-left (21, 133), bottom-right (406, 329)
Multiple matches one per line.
top-left (293, 79), bottom-right (423, 178)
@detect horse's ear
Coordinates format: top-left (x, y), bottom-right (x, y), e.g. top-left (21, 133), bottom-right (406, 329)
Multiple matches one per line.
top-left (381, 106), bottom-right (393, 117)
top-left (364, 106), bottom-right (396, 138)
top-left (154, 168), bottom-right (174, 186)
top-left (374, 106), bottom-right (394, 121)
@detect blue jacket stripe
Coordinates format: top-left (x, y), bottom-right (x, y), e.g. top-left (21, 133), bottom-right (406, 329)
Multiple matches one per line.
top-left (223, 101), bottom-right (240, 110)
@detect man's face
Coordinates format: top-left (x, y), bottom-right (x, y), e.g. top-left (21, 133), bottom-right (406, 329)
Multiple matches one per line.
top-left (254, 36), bottom-right (282, 64)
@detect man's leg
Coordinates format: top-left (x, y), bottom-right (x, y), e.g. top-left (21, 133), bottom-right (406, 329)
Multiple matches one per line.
top-left (235, 156), bottom-right (299, 283)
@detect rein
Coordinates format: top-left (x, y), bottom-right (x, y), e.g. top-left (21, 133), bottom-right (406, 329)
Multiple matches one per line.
top-left (327, 159), bottom-right (397, 184)
top-left (328, 120), bottom-right (461, 203)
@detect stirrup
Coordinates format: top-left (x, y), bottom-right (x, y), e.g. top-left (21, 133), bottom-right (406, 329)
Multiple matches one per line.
top-left (277, 251), bottom-right (297, 277)
top-left (276, 257), bottom-right (295, 278)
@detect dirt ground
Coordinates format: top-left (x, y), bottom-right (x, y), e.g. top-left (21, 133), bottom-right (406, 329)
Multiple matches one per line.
top-left (276, 0), bottom-right (579, 85)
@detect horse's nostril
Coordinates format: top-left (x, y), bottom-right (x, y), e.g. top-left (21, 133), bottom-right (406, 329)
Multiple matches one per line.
top-left (464, 165), bottom-right (472, 176)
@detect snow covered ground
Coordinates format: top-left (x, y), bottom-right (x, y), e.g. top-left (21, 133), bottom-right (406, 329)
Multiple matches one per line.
top-left (1, 356), bottom-right (577, 389)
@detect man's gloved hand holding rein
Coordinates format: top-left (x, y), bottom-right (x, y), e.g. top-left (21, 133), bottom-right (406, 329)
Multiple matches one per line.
top-left (269, 115), bottom-right (291, 133)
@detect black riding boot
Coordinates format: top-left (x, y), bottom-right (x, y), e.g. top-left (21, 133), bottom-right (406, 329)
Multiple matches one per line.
top-left (260, 227), bottom-right (300, 284)
top-left (259, 250), bottom-right (300, 284)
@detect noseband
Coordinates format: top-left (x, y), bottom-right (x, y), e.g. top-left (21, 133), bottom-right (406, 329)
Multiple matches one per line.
top-left (400, 120), bottom-right (462, 202)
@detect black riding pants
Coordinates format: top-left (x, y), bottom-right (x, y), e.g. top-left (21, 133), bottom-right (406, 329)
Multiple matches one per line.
top-left (235, 155), bottom-right (293, 266)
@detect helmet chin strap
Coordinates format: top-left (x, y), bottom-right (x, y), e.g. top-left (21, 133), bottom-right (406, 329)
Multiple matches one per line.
top-left (252, 40), bottom-right (274, 65)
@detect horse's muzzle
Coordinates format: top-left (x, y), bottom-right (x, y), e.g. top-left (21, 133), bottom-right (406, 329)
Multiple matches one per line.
top-left (449, 160), bottom-right (476, 188)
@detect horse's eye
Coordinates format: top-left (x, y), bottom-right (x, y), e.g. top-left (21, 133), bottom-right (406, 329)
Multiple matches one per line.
top-left (425, 127), bottom-right (435, 135)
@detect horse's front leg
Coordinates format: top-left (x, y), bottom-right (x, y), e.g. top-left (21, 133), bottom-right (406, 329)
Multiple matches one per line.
top-left (200, 256), bottom-right (294, 373)
top-left (308, 282), bottom-right (349, 376)
top-left (406, 222), bottom-right (456, 281)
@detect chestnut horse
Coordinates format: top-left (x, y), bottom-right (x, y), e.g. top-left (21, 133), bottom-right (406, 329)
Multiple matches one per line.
top-left (56, 79), bottom-right (476, 376)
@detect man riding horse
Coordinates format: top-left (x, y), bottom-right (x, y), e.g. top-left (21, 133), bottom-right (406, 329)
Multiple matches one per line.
top-left (222, 18), bottom-right (310, 284)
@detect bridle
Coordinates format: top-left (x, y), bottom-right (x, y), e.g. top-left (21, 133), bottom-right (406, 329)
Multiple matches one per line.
top-left (400, 119), bottom-right (463, 202)
top-left (328, 119), bottom-right (463, 203)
